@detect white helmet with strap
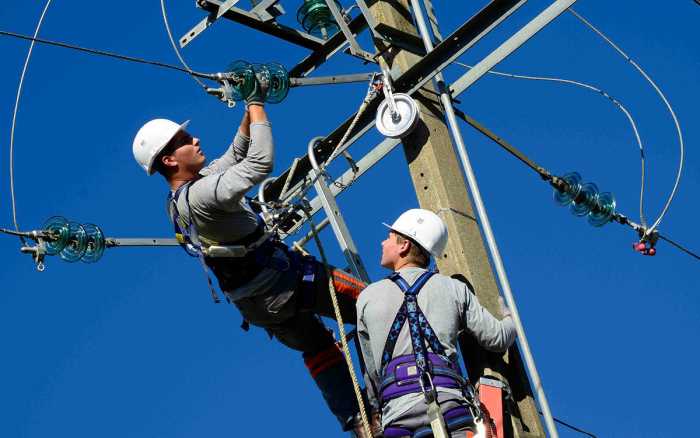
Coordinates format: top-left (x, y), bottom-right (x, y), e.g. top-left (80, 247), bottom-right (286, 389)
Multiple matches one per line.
top-left (383, 208), bottom-right (448, 258)
top-left (132, 118), bottom-right (190, 175)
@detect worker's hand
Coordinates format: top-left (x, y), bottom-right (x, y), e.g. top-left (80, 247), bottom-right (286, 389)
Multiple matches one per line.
top-left (498, 296), bottom-right (512, 318)
top-left (245, 71), bottom-right (269, 107)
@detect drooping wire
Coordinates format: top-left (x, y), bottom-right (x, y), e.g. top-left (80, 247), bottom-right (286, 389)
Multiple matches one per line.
top-left (8, 0), bottom-right (53, 246)
top-left (0, 30), bottom-right (214, 78)
top-left (454, 62), bottom-right (648, 228)
top-left (160, 0), bottom-right (207, 90)
top-left (658, 234), bottom-right (700, 261)
top-left (568, 8), bottom-right (684, 237)
top-left (538, 411), bottom-right (597, 438)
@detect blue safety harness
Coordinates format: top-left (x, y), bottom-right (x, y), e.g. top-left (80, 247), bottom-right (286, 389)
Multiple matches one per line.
top-left (380, 270), bottom-right (477, 438)
top-left (167, 182), bottom-right (318, 313)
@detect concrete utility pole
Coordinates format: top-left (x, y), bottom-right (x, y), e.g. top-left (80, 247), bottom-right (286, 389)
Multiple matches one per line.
top-left (368, 1), bottom-right (545, 436)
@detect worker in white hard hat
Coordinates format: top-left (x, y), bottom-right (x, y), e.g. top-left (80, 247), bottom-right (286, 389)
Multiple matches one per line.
top-left (132, 82), bottom-right (369, 434)
top-left (356, 208), bottom-right (517, 437)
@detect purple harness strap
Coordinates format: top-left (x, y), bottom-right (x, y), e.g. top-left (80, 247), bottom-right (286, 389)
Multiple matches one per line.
top-left (383, 406), bottom-right (474, 438)
top-left (380, 353), bottom-right (466, 403)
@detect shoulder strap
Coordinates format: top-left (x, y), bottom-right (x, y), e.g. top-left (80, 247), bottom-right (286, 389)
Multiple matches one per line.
top-left (380, 270), bottom-right (446, 374)
top-left (167, 182), bottom-right (223, 304)
top-left (168, 182), bottom-right (200, 256)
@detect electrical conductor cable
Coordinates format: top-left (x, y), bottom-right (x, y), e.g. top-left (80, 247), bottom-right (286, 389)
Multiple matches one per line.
top-left (160, 0), bottom-right (208, 89)
top-left (8, 0), bottom-right (53, 246)
top-left (455, 62), bottom-right (649, 228)
top-left (0, 30), bottom-right (215, 78)
top-left (568, 8), bottom-right (684, 237)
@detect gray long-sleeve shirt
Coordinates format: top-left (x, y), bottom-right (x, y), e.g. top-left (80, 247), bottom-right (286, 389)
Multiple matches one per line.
top-left (170, 121), bottom-right (297, 301)
top-left (356, 266), bottom-right (516, 427)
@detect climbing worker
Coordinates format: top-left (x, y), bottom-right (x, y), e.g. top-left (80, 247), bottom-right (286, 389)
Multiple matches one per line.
top-left (131, 79), bottom-right (369, 434)
top-left (356, 209), bottom-right (517, 437)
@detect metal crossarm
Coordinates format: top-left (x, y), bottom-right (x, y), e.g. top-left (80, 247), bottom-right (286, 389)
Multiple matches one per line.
top-left (197, 0), bottom-right (325, 50)
top-left (322, 0), bottom-right (374, 61)
top-left (288, 12), bottom-right (371, 77)
top-left (264, 0), bottom-right (525, 204)
top-left (248, 0), bottom-right (285, 22)
top-left (105, 238), bottom-right (179, 247)
top-left (180, 0), bottom-right (242, 48)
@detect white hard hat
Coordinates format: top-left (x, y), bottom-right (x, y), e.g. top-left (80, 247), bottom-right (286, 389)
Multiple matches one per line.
top-left (132, 118), bottom-right (190, 175)
top-left (383, 209), bottom-right (448, 258)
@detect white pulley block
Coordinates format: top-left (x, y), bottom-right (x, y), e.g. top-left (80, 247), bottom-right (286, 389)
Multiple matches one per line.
top-left (375, 93), bottom-right (420, 139)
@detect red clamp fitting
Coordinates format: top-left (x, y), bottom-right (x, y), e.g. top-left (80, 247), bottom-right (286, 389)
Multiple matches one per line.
top-left (632, 240), bottom-right (656, 256)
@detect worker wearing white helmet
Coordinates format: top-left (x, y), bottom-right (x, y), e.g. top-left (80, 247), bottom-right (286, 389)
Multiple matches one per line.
top-left (356, 209), bottom-right (516, 437)
top-left (132, 84), bottom-right (369, 434)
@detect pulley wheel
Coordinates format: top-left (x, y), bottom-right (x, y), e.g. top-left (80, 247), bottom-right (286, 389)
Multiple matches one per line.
top-left (375, 93), bottom-right (420, 139)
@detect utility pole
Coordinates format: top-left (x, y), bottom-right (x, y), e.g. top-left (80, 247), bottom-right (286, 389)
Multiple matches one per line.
top-left (367, 1), bottom-right (545, 436)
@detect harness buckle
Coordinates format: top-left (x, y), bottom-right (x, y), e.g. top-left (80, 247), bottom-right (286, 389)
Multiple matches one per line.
top-left (419, 372), bottom-right (438, 403)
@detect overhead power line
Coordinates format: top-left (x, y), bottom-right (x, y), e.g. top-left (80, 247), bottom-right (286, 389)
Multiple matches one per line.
top-left (539, 411), bottom-right (597, 438)
top-left (455, 62), bottom-right (649, 228)
top-left (658, 234), bottom-right (700, 261)
top-left (0, 30), bottom-right (211, 78)
top-left (450, 107), bottom-right (700, 263)
top-left (160, 0), bottom-right (207, 89)
top-left (568, 8), bottom-right (685, 238)
top-left (8, 0), bottom-right (53, 247)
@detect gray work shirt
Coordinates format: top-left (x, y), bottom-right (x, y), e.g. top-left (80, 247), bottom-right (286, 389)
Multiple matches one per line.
top-left (170, 121), bottom-right (296, 301)
top-left (356, 267), bottom-right (516, 427)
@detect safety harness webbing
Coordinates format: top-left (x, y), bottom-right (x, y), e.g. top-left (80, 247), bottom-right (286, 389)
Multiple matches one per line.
top-left (381, 270), bottom-right (446, 375)
top-left (167, 181), bottom-right (223, 303)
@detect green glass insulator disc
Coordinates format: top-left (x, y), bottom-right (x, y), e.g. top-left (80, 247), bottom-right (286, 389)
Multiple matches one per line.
top-left (570, 182), bottom-right (599, 217)
top-left (42, 216), bottom-right (70, 255)
top-left (553, 172), bottom-right (582, 207)
top-left (59, 222), bottom-right (88, 263)
top-left (264, 62), bottom-right (289, 103)
top-left (81, 223), bottom-right (105, 263)
top-left (226, 60), bottom-right (255, 101)
top-left (297, 0), bottom-right (340, 39)
top-left (588, 191), bottom-right (616, 227)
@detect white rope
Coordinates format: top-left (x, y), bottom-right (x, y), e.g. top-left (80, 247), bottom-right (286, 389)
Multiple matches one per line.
top-left (455, 62), bottom-right (649, 227)
top-left (301, 206), bottom-right (372, 438)
top-left (160, 0), bottom-right (207, 89)
top-left (9, 0), bottom-right (54, 245)
top-left (326, 84), bottom-right (377, 164)
top-left (568, 8), bottom-right (684, 236)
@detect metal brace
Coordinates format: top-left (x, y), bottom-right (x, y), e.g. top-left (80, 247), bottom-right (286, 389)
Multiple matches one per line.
top-left (180, 0), bottom-right (241, 48)
top-left (249, 0), bottom-right (285, 22)
top-left (322, 0), bottom-right (374, 61)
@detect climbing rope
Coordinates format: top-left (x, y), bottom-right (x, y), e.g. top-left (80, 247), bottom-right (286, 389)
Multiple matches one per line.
top-left (326, 74), bottom-right (382, 164)
top-left (300, 204), bottom-right (372, 438)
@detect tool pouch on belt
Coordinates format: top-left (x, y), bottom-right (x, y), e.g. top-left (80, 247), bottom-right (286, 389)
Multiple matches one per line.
top-left (287, 250), bottom-right (318, 312)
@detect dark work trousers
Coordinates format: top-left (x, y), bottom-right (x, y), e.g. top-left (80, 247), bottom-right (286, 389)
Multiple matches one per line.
top-left (233, 260), bottom-right (366, 430)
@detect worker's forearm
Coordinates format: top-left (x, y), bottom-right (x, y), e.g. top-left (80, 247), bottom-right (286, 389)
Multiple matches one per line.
top-left (248, 104), bottom-right (268, 123)
top-left (239, 109), bottom-right (251, 138)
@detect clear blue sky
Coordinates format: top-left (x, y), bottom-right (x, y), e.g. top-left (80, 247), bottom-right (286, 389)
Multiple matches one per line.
top-left (1, 1), bottom-right (698, 437)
